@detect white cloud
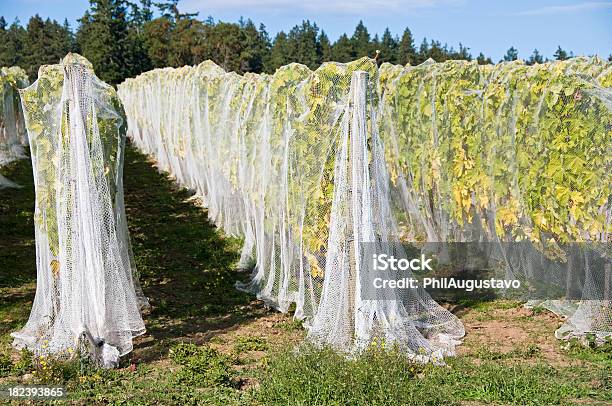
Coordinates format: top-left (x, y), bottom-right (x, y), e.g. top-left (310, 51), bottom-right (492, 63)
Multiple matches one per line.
top-left (180, 0), bottom-right (459, 16)
top-left (516, 1), bottom-right (612, 16)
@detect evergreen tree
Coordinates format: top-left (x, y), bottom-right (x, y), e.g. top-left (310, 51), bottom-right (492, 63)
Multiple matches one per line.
top-left (238, 20), bottom-right (269, 73)
top-left (449, 43), bottom-right (471, 61)
top-left (502, 46), bottom-right (518, 62)
top-left (371, 33), bottom-right (380, 59)
top-left (125, 2), bottom-right (152, 75)
top-left (427, 39), bottom-right (447, 62)
top-left (140, 0), bottom-right (154, 22)
top-left (417, 37), bottom-right (429, 63)
top-left (476, 52), bottom-right (492, 65)
top-left (143, 17), bottom-right (173, 68)
top-left (169, 16), bottom-right (205, 67)
top-left (22, 15), bottom-right (48, 78)
top-left (77, 0), bottom-right (134, 84)
top-left (205, 22), bottom-right (244, 72)
top-left (61, 19), bottom-right (76, 52)
top-left (378, 28), bottom-right (397, 64)
top-left (397, 27), bottom-right (417, 65)
top-left (527, 49), bottom-right (543, 65)
top-left (0, 18), bottom-right (26, 68)
top-left (256, 24), bottom-right (272, 72)
top-left (351, 20), bottom-right (370, 58)
top-left (286, 20), bottom-right (319, 69)
top-left (154, 0), bottom-right (197, 22)
top-left (22, 16), bottom-right (73, 78)
top-left (0, 17), bottom-right (8, 66)
top-left (317, 31), bottom-right (332, 64)
top-left (332, 34), bottom-right (354, 62)
top-left (553, 45), bottom-right (569, 61)
top-left (267, 31), bottom-right (290, 72)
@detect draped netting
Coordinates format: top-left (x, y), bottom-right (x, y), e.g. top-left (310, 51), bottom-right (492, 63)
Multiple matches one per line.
top-left (379, 57), bottom-right (611, 344)
top-left (119, 58), bottom-right (464, 361)
top-left (119, 55), bottom-right (610, 357)
top-left (12, 54), bottom-right (148, 368)
top-left (0, 66), bottom-right (29, 188)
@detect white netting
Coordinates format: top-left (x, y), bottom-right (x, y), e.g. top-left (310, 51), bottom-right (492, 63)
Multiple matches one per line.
top-left (12, 54), bottom-right (148, 368)
top-left (119, 58), bottom-right (464, 360)
top-left (0, 66), bottom-right (29, 188)
top-left (379, 57), bottom-right (611, 343)
top-left (120, 56), bottom-right (610, 353)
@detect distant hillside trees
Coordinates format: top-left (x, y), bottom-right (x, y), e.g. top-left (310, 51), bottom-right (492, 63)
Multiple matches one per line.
top-left (1, 0), bottom-right (578, 84)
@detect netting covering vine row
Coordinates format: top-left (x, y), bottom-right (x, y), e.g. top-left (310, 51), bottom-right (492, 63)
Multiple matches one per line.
top-left (119, 56), bottom-right (610, 356)
top-left (378, 57), bottom-right (611, 344)
top-left (11, 53), bottom-right (611, 366)
top-left (11, 54), bottom-right (148, 368)
top-left (118, 58), bottom-right (465, 361)
top-left (0, 66), bottom-right (29, 188)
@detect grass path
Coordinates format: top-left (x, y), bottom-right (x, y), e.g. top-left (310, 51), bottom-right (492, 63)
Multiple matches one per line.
top-left (0, 145), bottom-right (610, 405)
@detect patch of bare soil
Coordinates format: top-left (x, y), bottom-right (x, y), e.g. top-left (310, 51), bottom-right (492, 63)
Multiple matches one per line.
top-left (457, 304), bottom-right (573, 365)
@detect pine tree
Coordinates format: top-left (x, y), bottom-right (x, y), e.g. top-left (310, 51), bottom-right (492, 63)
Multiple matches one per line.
top-left (256, 24), bottom-right (272, 72)
top-left (0, 18), bottom-right (26, 69)
top-left (502, 46), bottom-right (518, 62)
top-left (20, 16), bottom-right (73, 78)
top-left (378, 28), bottom-right (397, 64)
top-left (553, 45), bottom-right (569, 61)
top-left (267, 31), bottom-right (290, 72)
top-left (125, 2), bottom-right (152, 75)
top-left (238, 19), bottom-right (269, 73)
top-left (77, 0), bottom-right (134, 84)
top-left (317, 31), bottom-right (332, 64)
top-left (61, 19), bottom-right (76, 52)
top-left (332, 34), bottom-right (354, 62)
top-left (417, 37), bottom-right (429, 64)
top-left (449, 43), bottom-right (471, 61)
top-left (527, 49), bottom-right (543, 65)
top-left (351, 20), bottom-right (370, 58)
top-left (476, 52), bottom-right (492, 65)
top-left (0, 17), bottom-right (7, 66)
top-left (22, 15), bottom-right (48, 78)
top-left (286, 20), bottom-right (319, 69)
top-left (140, 0), bottom-right (154, 22)
top-left (397, 27), bottom-right (417, 65)
top-left (155, 0), bottom-right (197, 22)
top-left (48, 18), bottom-right (74, 58)
top-left (371, 33), bottom-right (380, 59)
top-left (427, 40), bottom-right (447, 62)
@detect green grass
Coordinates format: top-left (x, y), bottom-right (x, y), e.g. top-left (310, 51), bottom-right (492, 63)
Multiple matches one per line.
top-left (255, 344), bottom-right (610, 406)
top-left (1, 145), bottom-right (610, 405)
top-left (233, 335), bottom-right (268, 353)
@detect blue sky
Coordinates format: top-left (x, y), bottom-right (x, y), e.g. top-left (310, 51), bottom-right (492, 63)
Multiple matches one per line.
top-left (1, 0), bottom-right (610, 61)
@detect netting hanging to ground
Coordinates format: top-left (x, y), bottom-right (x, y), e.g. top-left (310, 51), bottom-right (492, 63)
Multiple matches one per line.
top-left (120, 55), bottom-right (610, 355)
top-left (119, 58), bottom-right (465, 361)
top-left (12, 54), bottom-right (148, 368)
top-left (379, 57), bottom-right (611, 344)
top-left (0, 66), bottom-right (29, 188)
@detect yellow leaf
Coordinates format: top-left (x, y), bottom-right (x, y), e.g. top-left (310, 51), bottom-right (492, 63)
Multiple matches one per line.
top-left (51, 259), bottom-right (60, 279)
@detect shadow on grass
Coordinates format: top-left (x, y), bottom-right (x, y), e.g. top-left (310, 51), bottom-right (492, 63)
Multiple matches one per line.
top-left (0, 144), bottom-right (271, 361)
top-left (122, 145), bottom-right (268, 363)
top-left (0, 155), bottom-right (36, 342)
top-left (0, 155), bottom-right (36, 288)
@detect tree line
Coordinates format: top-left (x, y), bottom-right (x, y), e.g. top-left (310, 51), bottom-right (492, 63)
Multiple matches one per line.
top-left (0, 0), bottom-right (598, 85)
